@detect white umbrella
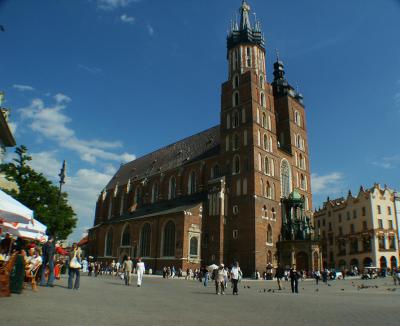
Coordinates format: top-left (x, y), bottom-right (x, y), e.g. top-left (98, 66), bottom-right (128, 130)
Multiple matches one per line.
top-left (0, 223), bottom-right (48, 243)
top-left (0, 189), bottom-right (33, 224)
top-left (207, 264), bottom-right (218, 272)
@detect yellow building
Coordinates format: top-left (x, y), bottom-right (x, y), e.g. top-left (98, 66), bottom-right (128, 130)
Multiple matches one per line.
top-left (314, 184), bottom-right (399, 271)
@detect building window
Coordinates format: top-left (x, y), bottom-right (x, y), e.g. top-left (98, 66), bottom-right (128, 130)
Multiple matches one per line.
top-left (233, 92), bottom-right (240, 107)
top-left (140, 223), bottom-right (151, 257)
top-left (262, 113), bottom-right (266, 128)
top-left (163, 221), bottom-right (175, 257)
top-left (233, 133), bottom-right (239, 150)
top-left (169, 176), bottom-right (176, 200)
top-left (388, 220), bottom-right (393, 229)
top-left (378, 219), bottom-right (383, 229)
top-left (246, 47), bottom-right (251, 67)
top-left (121, 225), bottom-right (131, 247)
top-left (362, 207), bottom-right (366, 216)
top-left (243, 178), bottom-right (248, 195)
top-left (263, 134), bottom-right (269, 151)
top-left (338, 214), bottom-right (342, 223)
top-left (350, 224), bottom-right (355, 233)
top-left (243, 129), bottom-right (248, 146)
top-left (226, 114), bottom-right (231, 129)
top-left (328, 222), bottom-right (332, 231)
top-left (266, 224), bottom-right (273, 244)
top-left (264, 156), bottom-right (270, 175)
top-left (134, 186), bottom-right (142, 206)
top-left (388, 235), bottom-right (396, 250)
top-left (189, 237), bottom-right (199, 257)
top-left (377, 205), bottom-right (381, 214)
top-left (260, 179), bottom-right (264, 197)
top-left (378, 235), bottom-right (385, 250)
top-left (211, 164), bottom-right (220, 179)
top-left (233, 229), bottom-right (239, 239)
top-left (346, 212), bottom-right (350, 220)
top-left (353, 210), bottom-right (357, 219)
top-left (272, 207), bottom-right (276, 220)
top-left (338, 226), bottom-right (343, 236)
top-left (388, 206), bottom-right (392, 215)
top-left (350, 238), bottom-right (358, 254)
top-left (322, 219), bottom-right (326, 227)
top-left (266, 181), bottom-right (272, 199)
top-left (362, 221), bottom-right (367, 231)
top-left (260, 92), bottom-right (265, 107)
top-left (151, 182), bottom-right (159, 203)
top-left (280, 159), bottom-right (291, 198)
top-left (233, 155), bottom-right (240, 174)
top-left (259, 75), bottom-right (264, 88)
top-left (300, 174), bottom-right (306, 190)
top-left (105, 228), bottom-right (113, 257)
top-left (241, 108), bottom-right (246, 123)
top-left (257, 130), bottom-right (261, 147)
top-left (188, 171), bottom-right (197, 194)
top-left (233, 74), bottom-right (239, 89)
top-left (225, 135), bottom-right (230, 152)
top-left (232, 110), bottom-right (239, 128)
top-left (294, 111), bottom-right (301, 127)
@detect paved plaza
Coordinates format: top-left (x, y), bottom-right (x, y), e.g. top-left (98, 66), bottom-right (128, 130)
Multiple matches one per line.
top-left (1, 275), bottom-right (399, 326)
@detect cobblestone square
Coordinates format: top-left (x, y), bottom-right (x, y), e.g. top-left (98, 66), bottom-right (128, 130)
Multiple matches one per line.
top-left (1, 275), bottom-right (399, 326)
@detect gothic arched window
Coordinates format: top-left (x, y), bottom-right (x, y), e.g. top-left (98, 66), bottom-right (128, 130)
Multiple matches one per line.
top-left (212, 164), bottom-right (220, 179)
top-left (105, 227), bottom-right (113, 257)
top-left (233, 92), bottom-right (240, 107)
top-left (233, 74), bottom-right (239, 89)
top-left (260, 92), bottom-right (265, 107)
top-left (267, 224), bottom-right (273, 244)
top-left (188, 171), bottom-right (197, 194)
top-left (189, 237), bottom-right (199, 257)
top-left (233, 133), bottom-right (239, 150)
top-left (232, 110), bottom-right (239, 128)
top-left (280, 159), bottom-right (291, 198)
top-left (162, 221), bottom-right (175, 257)
top-left (263, 134), bottom-right (268, 151)
top-left (262, 113), bottom-right (266, 128)
top-left (233, 155), bottom-right (240, 174)
top-left (140, 223), bottom-right (151, 257)
top-left (151, 182), bottom-right (159, 203)
top-left (169, 176), bottom-right (176, 200)
top-left (121, 225), bottom-right (131, 247)
top-left (264, 156), bottom-right (270, 175)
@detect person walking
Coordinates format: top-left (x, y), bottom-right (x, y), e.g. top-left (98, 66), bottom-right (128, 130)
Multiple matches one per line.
top-left (314, 270), bottom-right (321, 285)
top-left (275, 265), bottom-right (284, 290)
top-left (40, 236), bottom-right (56, 287)
top-left (202, 265), bottom-right (209, 287)
top-left (136, 257), bottom-right (145, 287)
top-left (68, 243), bottom-right (82, 290)
top-left (123, 256), bottom-right (133, 286)
top-left (289, 265), bottom-right (300, 294)
top-left (230, 262), bottom-right (242, 295)
top-left (215, 264), bottom-right (225, 295)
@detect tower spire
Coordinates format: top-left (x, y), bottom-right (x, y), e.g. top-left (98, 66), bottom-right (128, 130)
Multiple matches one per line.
top-left (240, 0), bottom-right (251, 30)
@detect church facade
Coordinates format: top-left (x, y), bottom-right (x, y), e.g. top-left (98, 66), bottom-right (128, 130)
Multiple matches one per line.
top-left (88, 1), bottom-right (313, 275)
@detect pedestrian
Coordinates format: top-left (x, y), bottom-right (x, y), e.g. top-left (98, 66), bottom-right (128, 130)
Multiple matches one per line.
top-left (223, 266), bottom-right (229, 289)
top-left (289, 265), bottom-right (299, 294)
top-left (40, 236), bottom-right (56, 287)
top-left (136, 257), bottom-right (145, 287)
top-left (171, 266), bottom-right (176, 278)
top-left (230, 262), bottom-right (242, 295)
top-left (314, 270), bottom-right (321, 285)
top-left (322, 269), bottom-right (328, 284)
top-left (215, 264), bottom-right (225, 295)
top-left (123, 256), bottom-right (133, 286)
top-left (68, 243), bottom-right (82, 290)
top-left (202, 265), bottom-right (209, 287)
top-left (275, 265), bottom-right (284, 290)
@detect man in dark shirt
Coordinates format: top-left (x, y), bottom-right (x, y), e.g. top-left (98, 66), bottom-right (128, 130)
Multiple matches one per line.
top-left (0, 233), bottom-right (12, 254)
top-left (39, 236), bottom-right (56, 287)
top-left (275, 265), bottom-right (285, 290)
top-left (289, 265), bottom-right (300, 294)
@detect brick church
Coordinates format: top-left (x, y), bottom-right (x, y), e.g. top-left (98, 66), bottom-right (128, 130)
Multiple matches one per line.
top-left (88, 1), bottom-right (313, 275)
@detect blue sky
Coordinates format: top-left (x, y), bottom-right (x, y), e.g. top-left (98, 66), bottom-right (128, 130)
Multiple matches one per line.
top-left (1, 0), bottom-right (400, 241)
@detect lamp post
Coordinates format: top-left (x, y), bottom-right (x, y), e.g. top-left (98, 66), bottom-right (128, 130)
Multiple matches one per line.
top-left (54, 160), bottom-right (66, 238)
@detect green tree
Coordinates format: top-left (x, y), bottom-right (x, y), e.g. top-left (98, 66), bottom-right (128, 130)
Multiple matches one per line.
top-left (0, 145), bottom-right (77, 239)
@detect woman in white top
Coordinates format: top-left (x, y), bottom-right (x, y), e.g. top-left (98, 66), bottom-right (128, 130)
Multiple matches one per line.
top-left (230, 262), bottom-right (242, 295)
top-left (136, 257), bottom-right (145, 287)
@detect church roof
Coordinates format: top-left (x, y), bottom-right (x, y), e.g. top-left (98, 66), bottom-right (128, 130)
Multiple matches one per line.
top-left (106, 125), bottom-right (220, 189)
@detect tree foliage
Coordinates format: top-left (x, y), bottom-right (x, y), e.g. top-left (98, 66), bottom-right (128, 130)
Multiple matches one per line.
top-left (0, 145), bottom-right (77, 239)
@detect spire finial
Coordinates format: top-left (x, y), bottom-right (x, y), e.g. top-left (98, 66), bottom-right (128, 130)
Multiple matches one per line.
top-left (275, 48), bottom-right (280, 62)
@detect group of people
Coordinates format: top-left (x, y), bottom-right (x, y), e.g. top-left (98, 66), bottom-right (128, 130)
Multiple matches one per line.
top-left (206, 262), bottom-right (242, 295)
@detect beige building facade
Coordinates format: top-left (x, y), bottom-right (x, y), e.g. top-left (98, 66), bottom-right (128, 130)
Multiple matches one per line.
top-left (314, 184), bottom-right (399, 271)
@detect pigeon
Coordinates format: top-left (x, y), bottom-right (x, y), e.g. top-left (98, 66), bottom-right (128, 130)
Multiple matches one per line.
top-left (267, 289), bottom-right (271, 292)
top-left (263, 289), bottom-right (266, 292)
top-left (315, 289), bottom-right (319, 292)
top-left (272, 290), bottom-right (275, 293)
top-left (327, 284), bottom-right (331, 287)
top-left (247, 286), bottom-right (251, 289)
top-left (341, 289), bottom-right (344, 291)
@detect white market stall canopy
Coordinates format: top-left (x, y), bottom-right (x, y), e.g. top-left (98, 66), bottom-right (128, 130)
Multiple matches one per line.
top-left (0, 189), bottom-right (33, 224)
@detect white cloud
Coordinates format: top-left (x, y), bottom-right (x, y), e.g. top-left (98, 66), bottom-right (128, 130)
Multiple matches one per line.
top-left (29, 151), bottom-right (61, 178)
top-left (120, 14), bottom-right (135, 24)
top-left (373, 155), bottom-right (400, 169)
top-left (147, 23), bottom-right (154, 36)
top-left (97, 0), bottom-right (139, 10)
top-left (8, 121), bottom-right (17, 135)
top-left (78, 64), bottom-right (102, 75)
top-left (311, 172), bottom-right (344, 194)
top-left (18, 96), bottom-right (135, 164)
top-left (12, 84), bottom-right (34, 91)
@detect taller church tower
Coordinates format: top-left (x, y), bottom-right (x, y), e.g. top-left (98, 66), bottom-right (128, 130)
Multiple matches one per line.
top-left (217, 1), bottom-right (314, 273)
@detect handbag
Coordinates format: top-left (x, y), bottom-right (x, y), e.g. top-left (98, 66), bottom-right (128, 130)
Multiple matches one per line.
top-left (69, 256), bottom-right (82, 269)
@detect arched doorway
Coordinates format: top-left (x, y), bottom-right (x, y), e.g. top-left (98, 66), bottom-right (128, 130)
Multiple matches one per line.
top-left (350, 258), bottom-right (359, 269)
top-left (363, 257), bottom-right (373, 267)
top-left (390, 256), bottom-right (397, 269)
top-left (296, 251), bottom-right (309, 271)
top-left (338, 260), bottom-right (346, 270)
top-left (380, 256), bottom-right (387, 269)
